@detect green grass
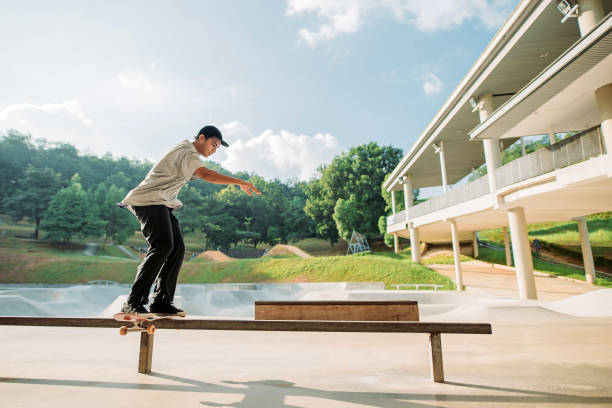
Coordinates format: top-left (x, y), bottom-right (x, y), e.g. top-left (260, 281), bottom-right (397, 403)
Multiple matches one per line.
top-left (179, 251), bottom-right (455, 289)
top-left (0, 237), bottom-right (454, 288)
top-left (288, 237), bottom-right (348, 256)
top-left (96, 245), bottom-right (136, 259)
top-left (0, 237), bottom-right (137, 284)
top-left (476, 245), bottom-right (612, 288)
top-left (479, 214), bottom-right (612, 261)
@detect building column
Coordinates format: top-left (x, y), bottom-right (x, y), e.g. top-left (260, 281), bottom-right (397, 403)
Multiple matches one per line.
top-left (391, 190), bottom-right (397, 215)
top-left (472, 231), bottom-right (479, 258)
top-left (393, 233), bottom-right (399, 255)
top-left (503, 227), bottom-right (512, 266)
top-left (577, 0), bottom-right (605, 36)
top-left (548, 127), bottom-right (556, 145)
top-left (450, 220), bottom-right (464, 291)
top-left (478, 94), bottom-right (502, 193)
top-left (437, 141), bottom-right (449, 193)
top-left (410, 227), bottom-right (421, 263)
top-left (520, 137), bottom-right (526, 156)
top-left (576, 217), bottom-right (596, 284)
top-left (507, 207), bottom-right (537, 300)
top-left (595, 83), bottom-right (612, 154)
top-left (402, 174), bottom-right (420, 261)
top-left (403, 175), bottom-right (414, 221)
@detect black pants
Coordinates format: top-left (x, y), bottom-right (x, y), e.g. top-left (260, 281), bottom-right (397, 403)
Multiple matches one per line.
top-left (127, 205), bottom-right (185, 306)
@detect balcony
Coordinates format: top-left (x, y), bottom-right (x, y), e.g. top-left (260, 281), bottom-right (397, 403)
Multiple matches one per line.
top-left (387, 126), bottom-right (605, 228)
top-left (495, 126), bottom-right (604, 189)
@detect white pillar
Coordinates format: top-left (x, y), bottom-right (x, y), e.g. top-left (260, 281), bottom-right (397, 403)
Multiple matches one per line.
top-left (576, 217), bottom-right (596, 284)
top-left (472, 231), bottom-right (479, 258)
top-left (478, 94), bottom-right (501, 193)
top-left (438, 141), bottom-right (448, 193)
top-left (403, 175), bottom-right (413, 209)
top-left (507, 207), bottom-right (537, 300)
top-left (595, 83), bottom-right (612, 154)
top-left (577, 0), bottom-right (605, 37)
top-left (410, 227), bottom-right (421, 263)
top-left (503, 227), bottom-right (512, 266)
top-left (393, 233), bottom-right (399, 254)
top-left (548, 128), bottom-right (556, 145)
top-left (450, 220), bottom-right (464, 291)
top-left (391, 190), bottom-right (396, 215)
top-left (520, 138), bottom-right (526, 156)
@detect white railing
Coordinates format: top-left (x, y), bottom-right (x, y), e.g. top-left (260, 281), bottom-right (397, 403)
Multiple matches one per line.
top-left (386, 126), bottom-right (604, 228)
top-left (387, 176), bottom-right (489, 226)
top-left (387, 209), bottom-right (407, 226)
top-left (496, 126), bottom-right (604, 189)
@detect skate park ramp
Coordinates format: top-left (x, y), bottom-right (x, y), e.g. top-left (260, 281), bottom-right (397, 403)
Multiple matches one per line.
top-left (264, 244), bottom-right (312, 258)
top-left (540, 288), bottom-right (612, 316)
top-left (2, 283), bottom-right (611, 323)
top-left (196, 250), bottom-right (234, 262)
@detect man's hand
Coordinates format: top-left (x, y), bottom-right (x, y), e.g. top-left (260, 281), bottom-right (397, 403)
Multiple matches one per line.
top-left (239, 181), bottom-right (262, 196)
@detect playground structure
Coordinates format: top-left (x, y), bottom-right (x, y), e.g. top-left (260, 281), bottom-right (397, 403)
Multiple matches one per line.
top-left (346, 231), bottom-right (371, 255)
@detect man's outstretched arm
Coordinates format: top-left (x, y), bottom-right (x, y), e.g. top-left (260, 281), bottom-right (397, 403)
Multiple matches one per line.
top-left (194, 167), bottom-right (261, 196)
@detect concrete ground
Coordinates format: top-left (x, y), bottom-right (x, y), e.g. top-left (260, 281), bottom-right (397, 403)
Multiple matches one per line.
top-left (429, 260), bottom-right (598, 300)
top-left (2, 273), bottom-right (611, 407)
top-left (2, 305), bottom-right (612, 407)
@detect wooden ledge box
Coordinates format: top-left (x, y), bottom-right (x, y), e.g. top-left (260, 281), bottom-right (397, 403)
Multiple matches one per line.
top-left (255, 300), bottom-right (419, 321)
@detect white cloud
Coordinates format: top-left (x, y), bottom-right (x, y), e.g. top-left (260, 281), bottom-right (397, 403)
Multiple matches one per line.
top-left (285, 0), bottom-right (515, 46)
top-left (286, 0), bottom-right (371, 46)
top-left (423, 72), bottom-right (443, 96)
top-left (0, 100), bottom-right (101, 152)
top-left (117, 68), bottom-right (156, 92)
top-left (216, 123), bottom-right (342, 181)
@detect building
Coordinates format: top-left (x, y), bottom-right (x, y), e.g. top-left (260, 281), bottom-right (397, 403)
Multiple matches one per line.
top-left (384, 0), bottom-right (612, 299)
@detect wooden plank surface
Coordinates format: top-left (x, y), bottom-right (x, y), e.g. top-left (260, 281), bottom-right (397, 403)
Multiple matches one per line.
top-left (255, 301), bottom-right (419, 321)
top-left (255, 301), bottom-right (418, 305)
top-left (0, 317), bottom-right (492, 334)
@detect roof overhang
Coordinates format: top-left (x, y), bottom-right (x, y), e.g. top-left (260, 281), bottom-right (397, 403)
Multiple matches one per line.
top-left (384, 0), bottom-right (612, 192)
top-left (469, 14), bottom-right (612, 140)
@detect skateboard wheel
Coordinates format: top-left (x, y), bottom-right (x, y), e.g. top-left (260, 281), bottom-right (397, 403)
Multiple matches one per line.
top-left (119, 326), bottom-right (128, 336)
top-left (147, 325), bottom-right (156, 335)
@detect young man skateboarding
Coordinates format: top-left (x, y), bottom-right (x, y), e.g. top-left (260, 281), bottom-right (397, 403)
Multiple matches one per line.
top-left (119, 125), bottom-right (261, 316)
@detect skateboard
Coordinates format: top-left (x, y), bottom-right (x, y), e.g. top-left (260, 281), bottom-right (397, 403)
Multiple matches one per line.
top-left (113, 312), bottom-right (185, 336)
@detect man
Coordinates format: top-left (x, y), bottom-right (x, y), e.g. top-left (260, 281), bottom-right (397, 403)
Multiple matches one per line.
top-left (119, 125), bottom-right (261, 316)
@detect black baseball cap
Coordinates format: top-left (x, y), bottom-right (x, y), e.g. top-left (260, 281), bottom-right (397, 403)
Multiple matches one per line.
top-left (196, 125), bottom-right (229, 147)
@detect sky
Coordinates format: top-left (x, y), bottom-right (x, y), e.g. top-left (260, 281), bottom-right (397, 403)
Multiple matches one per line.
top-left (0, 0), bottom-right (519, 182)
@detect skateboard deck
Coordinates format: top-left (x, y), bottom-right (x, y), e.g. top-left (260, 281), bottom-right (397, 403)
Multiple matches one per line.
top-left (113, 312), bottom-right (186, 336)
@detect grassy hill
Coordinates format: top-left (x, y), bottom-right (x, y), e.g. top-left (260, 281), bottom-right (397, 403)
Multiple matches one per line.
top-left (0, 237), bottom-right (454, 289)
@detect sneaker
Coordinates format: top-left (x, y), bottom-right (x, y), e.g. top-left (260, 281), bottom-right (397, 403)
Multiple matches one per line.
top-left (121, 302), bottom-right (152, 317)
top-left (149, 301), bottom-right (187, 317)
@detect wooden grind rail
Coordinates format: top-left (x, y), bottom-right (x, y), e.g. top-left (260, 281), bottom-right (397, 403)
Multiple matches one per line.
top-left (0, 317), bottom-right (492, 383)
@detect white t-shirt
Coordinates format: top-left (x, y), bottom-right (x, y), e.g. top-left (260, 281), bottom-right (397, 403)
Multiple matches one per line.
top-left (120, 140), bottom-right (203, 210)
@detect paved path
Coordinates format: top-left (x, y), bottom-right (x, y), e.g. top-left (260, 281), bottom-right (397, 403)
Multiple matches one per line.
top-left (117, 245), bottom-right (140, 261)
top-left (429, 260), bottom-right (598, 300)
top-left (1, 315), bottom-right (611, 407)
top-left (82, 243), bottom-right (98, 256)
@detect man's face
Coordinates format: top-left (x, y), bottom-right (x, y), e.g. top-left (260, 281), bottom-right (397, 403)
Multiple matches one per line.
top-left (201, 136), bottom-right (221, 157)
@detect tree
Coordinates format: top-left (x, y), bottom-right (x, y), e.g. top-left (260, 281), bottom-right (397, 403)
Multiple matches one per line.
top-left (40, 174), bottom-right (104, 243)
top-left (332, 195), bottom-right (363, 241)
top-left (1, 166), bottom-right (62, 239)
top-left (305, 143), bottom-right (404, 244)
top-left (0, 130), bottom-right (36, 205)
top-left (98, 185), bottom-right (139, 247)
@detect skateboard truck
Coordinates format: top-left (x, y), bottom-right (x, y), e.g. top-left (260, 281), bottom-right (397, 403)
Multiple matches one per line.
top-left (119, 322), bottom-right (156, 336)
